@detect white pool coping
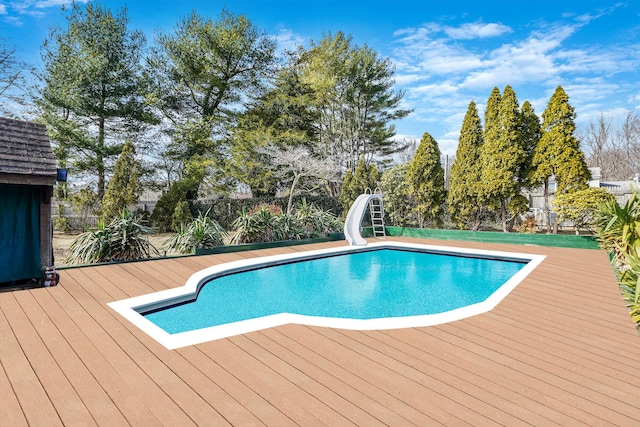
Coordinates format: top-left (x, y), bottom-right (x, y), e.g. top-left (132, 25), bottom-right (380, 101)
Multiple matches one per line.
top-left (108, 241), bottom-right (546, 349)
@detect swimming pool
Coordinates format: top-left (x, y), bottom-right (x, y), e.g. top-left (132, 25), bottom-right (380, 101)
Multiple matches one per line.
top-left (109, 241), bottom-right (545, 349)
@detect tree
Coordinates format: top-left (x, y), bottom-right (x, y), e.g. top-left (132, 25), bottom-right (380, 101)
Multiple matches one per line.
top-left (297, 32), bottom-right (411, 173)
top-left (584, 114), bottom-right (614, 179)
top-left (531, 86), bottom-right (590, 232)
top-left (518, 101), bottom-right (541, 190)
top-left (339, 157), bottom-right (380, 212)
top-left (618, 112), bottom-right (640, 177)
top-left (380, 163), bottom-right (416, 227)
top-left (553, 187), bottom-right (614, 235)
top-left (101, 141), bottom-right (142, 221)
top-left (0, 38), bottom-right (28, 116)
top-left (407, 132), bottom-right (446, 228)
top-left (480, 86), bottom-right (526, 232)
top-left (264, 145), bottom-right (339, 215)
top-left (448, 101), bottom-right (484, 231)
top-left (148, 9), bottom-right (276, 193)
top-left (583, 112), bottom-right (640, 180)
top-left (38, 2), bottom-right (156, 198)
top-left (227, 65), bottom-right (318, 196)
top-left (150, 180), bottom-right (196, 232)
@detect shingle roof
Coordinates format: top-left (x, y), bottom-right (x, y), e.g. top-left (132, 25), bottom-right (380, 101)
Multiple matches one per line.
top-left (0, 116), bottom-right (57, 185)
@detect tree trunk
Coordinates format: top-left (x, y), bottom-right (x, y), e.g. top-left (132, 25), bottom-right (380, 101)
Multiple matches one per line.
top-left (501, 198), bottom-right (509, 232)
top-left (97, 117), bottom-right (106, 199)
top-left (543, 179), bottom-right (551, 233)
top-left (286, 174), bottom-right (300, 215)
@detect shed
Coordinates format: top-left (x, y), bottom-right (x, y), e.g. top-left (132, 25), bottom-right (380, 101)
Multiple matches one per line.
top-left (0, 117), bottom-right (57, 284)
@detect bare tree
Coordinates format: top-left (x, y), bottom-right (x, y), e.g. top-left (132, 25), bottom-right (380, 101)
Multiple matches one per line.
top-left (0, 39), bottom-right (28, 116)
top-left (584, 114), bottom-right (614, 179)
top-left (618, 112), bottom-right (640, 178)
top-left (264, 145), bottom-right (340, 214)
top-left (584, 112), bottom-right (640, 180)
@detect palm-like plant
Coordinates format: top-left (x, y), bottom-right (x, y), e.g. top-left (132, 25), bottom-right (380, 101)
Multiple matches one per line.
top-left (294, 198), bottom-right (342, 238)
top-left (231, 201), bottom-right (342, 244)
top-left (614, 248), bottom-right (640, 325)
top-left (164, 210), bottom-right (227, 254)
top-left (593, 190), bottom-right (640, 264)
top-left (66, 209), bottom-right (158, 264)
top-left (231, 206), bottom-right (280, 244)
top-left (593, 188), bottom-right (640, 326)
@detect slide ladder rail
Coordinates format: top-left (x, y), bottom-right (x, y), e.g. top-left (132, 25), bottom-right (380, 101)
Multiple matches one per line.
top-left (369, 196), bottom-right (386, 238)
top-left (344, 189), bottom-right (385, 246)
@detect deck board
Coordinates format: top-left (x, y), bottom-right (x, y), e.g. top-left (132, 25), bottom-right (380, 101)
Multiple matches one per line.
top-left (2, 237), bottom-right (640, 426)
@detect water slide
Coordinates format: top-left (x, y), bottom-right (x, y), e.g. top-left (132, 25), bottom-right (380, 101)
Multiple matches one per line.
top-left (344, 193), bottom-right (383, 246)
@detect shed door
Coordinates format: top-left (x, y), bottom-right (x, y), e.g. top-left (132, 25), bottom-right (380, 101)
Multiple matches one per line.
top-left (0, 183), bottom-right (41, 283)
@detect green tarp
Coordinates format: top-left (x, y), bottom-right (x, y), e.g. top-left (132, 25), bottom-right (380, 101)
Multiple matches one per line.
top-left (0, 184), bottom-right (41, 283)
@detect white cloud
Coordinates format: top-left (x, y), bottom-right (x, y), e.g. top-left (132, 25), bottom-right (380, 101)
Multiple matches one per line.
top-left (409, 82), bottom-right (459, 97)
top-left (5, 0), bottom-right (87, 20)
top-left (274, 27), bottom-right (305, 54)
top-left (444, 23), bottom-right (512, 40)
top-left (0, 4), bottom-right (7, 14)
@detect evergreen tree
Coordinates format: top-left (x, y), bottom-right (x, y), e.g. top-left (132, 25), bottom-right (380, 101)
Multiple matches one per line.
top-left (480, 86), bottom-right (526, 232)
top-left (408, 132), bottom-right (446, 228)
top-left (37, 2), bottom-right (156, 198)
top-left (531, 86), bottom-right (590, 232)
top-left (148, 9), bottom-right (276, 194)
top-left (380, 163), bottom-right (416, 227)
top-left (227, 66), bottom-right (318, 197)
top-left (339, 157), bottom-right (380, 212)
top-left (101, 141), bottom-right (142, 221)
top-left (519, 101), bottom-right (541, 190)
top-left (298, 32), bottom-right (411, 172)
top-left (448, 101), bottom-right (484, 231)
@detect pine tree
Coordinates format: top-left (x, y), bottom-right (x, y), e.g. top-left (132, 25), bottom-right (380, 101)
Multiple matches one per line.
top-left (380, 163), bottom-right (416, 227)
top-left (101, 141), bottom-right (142, 221)
top-left (531, 86), bottom-right (590, 231)
top-left (480, 86), bottom-right (526, 231)
top-left (339, 157), bottom-right (380, 212)
top-left (408, 132), bottom-right (446, 228)
top-left (448, 101), bottom-right (484, 230)
top-left (519, 101), bottom-right (541, 190)
top-left (38, 2), bottom-right (156, 199)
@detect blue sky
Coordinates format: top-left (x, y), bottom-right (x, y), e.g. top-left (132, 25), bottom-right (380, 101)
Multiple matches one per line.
top-left (1, 0), bottom-right (639, 155)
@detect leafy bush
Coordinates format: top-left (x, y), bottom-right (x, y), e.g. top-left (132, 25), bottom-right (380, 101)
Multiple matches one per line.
top-left (164, 210), bottom-right (227, 254)
top-left (66, 210), bottom-right (158, 264)
top-left (172, 199), bottom-right (193, 231)
top-left (518, 215), bottom-right (537, 234)
top-left (151, 180), bottom-right (197, 232)
top-left (54, 204), bottom-right (72, 232)
top-left (553, 187), bottom-right (615, 235)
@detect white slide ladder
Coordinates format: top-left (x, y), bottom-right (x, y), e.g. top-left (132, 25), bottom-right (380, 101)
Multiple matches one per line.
top-left (344, 189), bottom-right (386, 246)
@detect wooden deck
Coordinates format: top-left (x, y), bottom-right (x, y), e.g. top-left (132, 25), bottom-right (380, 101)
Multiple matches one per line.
top-left (1, 237), bottom-right (639, 426)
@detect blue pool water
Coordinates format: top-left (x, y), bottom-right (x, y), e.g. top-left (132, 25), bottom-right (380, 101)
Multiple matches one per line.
top-left (143, 248), bottom-right (526, 335)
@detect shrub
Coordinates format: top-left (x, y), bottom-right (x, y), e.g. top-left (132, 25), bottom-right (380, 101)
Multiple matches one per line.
top-left (192, 195), bottom-right (341, 229)
top-left (66, 209), bottom-right (158, 264)
top-left (171, 199), bottom-right (193, 231)
top-left (54, 204), bottom-right (72, 232)
top-left (553, 187), bottom-right (615, 235)
top-left (164, 209), bottom-right (227, 254)
top-left (518, 215), bottom-right (537, 234)
top-left (230, 200), bottom-right (342, 244)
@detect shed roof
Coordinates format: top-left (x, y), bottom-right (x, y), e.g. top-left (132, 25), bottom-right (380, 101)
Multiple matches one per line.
top-left (0, 116), bottom-right (57, 186)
